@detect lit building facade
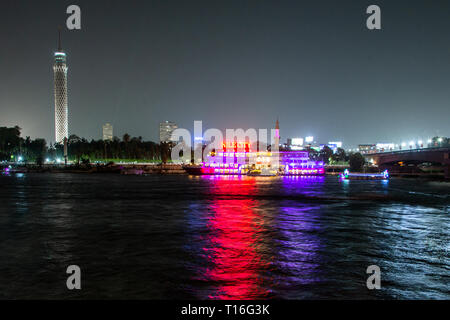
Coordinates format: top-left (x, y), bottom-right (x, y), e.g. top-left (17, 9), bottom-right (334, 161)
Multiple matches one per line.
top-left (103, 123), bottom-right (113, 141)
top-left (53, 31), bottom-right (68, 144)
top-left (159, 121), bottom-right (178, 143)
top-left (358, 144), bottom-right (377, 154)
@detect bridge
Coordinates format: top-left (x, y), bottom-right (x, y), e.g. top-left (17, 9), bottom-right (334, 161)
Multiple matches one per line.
top-left (365, 147), bottom-right (450, 178)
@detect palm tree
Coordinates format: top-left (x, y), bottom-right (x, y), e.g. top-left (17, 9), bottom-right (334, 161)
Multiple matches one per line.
top-left (122, 133), bottom-right (130, 143)
top-left (123, 133), bottom-right (131, 159)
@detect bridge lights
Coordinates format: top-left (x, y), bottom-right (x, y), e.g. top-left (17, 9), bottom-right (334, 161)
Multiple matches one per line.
top-left (418, 140), bottom-right (423, 148)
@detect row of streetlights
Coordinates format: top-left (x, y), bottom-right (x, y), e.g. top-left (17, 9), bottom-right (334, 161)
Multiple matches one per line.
top-left (347, 137), bottom-right (446, 153)
top-left (9, 157), bottom-right (63, 164)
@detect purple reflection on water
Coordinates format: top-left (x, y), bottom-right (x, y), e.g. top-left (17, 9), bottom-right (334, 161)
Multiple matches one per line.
top-left (275, 204), bottom-right (324, 290)
top-left (280, 175), bottom-right (326, 198)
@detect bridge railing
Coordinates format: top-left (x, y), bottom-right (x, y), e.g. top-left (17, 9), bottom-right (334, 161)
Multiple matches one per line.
top-left (367, 147), bottom-right (450, 156)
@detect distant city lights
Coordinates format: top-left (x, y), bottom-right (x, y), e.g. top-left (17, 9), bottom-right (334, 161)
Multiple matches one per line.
top-left (328, 141), bottom-right (343, 148)
top-left (291, 138), bottom-right (304, 146)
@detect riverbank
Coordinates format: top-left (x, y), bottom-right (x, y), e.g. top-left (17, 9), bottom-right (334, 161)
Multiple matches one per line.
top-left (1, 163), bottom-right (186, 175)
top-left (2, 163), bottom-right (448, 180)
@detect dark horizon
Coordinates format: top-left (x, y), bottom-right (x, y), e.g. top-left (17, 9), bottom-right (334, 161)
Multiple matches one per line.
top-left (1, 0), bottom-right (449, 147)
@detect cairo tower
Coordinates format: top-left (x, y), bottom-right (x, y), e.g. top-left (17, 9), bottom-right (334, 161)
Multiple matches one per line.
top-left (53, 30), bottom-right (68, 144)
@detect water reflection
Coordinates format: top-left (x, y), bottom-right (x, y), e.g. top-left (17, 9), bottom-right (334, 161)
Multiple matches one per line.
top-left (275, 203), bottom-right (323, 294)
top-left (197, 176), bottom-right (272, 299)
top-left (1, 173), bottom-right (448, 299)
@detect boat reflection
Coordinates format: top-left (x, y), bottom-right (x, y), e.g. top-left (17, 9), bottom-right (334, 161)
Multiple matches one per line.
top-left (274, 203), bottom-right (324, 298)
top-left (198, 176), bottom-right (272, 299)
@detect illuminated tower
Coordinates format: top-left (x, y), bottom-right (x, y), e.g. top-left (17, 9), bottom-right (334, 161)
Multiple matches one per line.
top-left (53, 29), bottom-right (68, 144)
top-left (274, 117), bottom-right (280, 147)
top-left (275, 118), bottom-right (280, 139)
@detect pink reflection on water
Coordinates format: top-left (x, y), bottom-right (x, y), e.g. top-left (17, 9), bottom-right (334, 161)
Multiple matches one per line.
top-left (200, 176), bottom-right (271, 299)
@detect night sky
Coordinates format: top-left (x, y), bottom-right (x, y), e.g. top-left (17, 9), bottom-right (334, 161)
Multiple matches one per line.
top-left (1, 0), bottom-right (449, 147)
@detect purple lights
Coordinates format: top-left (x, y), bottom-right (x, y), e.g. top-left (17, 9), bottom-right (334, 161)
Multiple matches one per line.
top-left (2, 166), bottom-right (11, 174)
top-left (279, 152), bottom-right (325, 176)
top-left (199, 149), bottom-right (325, 176)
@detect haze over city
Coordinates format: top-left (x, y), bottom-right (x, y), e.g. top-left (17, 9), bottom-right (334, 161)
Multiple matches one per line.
top-left (1, 0), bottom-right (449, 146)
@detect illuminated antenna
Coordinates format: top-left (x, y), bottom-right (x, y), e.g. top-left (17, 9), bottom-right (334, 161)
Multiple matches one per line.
top-left (58, 26), bottom-right (62, 51)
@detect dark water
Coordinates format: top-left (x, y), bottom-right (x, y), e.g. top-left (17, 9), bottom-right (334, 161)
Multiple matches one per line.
top-left (0, 173), bottom-right (448, 299)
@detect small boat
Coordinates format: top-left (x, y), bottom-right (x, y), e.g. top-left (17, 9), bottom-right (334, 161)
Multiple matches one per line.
top-left (339, 169), bottom-right (389, 180)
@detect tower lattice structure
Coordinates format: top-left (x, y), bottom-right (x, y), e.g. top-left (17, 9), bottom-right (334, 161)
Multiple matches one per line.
top-left (53, 29), bottom-right (68, 144)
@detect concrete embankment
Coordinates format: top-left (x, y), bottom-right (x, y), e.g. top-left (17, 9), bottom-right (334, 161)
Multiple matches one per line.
top-left (120, 164), bottom-right (186, 175)
top-left (2, 163), bottom-right (188, 175)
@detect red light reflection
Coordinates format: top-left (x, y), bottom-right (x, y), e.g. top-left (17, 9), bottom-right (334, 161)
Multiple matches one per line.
top-left (201, 177), bottom-right (271, 299)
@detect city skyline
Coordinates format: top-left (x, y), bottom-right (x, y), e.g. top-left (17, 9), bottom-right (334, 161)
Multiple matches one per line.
top-left (0, 1), bottom-right (449, 304)
top-left (1, 1), bottom-right (449, 146)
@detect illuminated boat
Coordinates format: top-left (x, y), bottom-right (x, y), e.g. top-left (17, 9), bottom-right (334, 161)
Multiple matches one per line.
top-left (185, 141), bottom-right (325, 176)
top-left (339, 169), bottom-right (389, 180)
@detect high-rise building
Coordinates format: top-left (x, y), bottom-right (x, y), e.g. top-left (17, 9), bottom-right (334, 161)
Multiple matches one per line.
top-left (103, 123), bottom-right (113, 141)
top-left (159, 121), bottom-right (178, 143)
top-left (53, 29), bottom-right (68, 144)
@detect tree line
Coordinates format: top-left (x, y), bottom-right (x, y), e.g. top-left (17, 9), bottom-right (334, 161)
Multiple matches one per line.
top-left (2, 125), bottom-right (449, 169)
top-left (0, 126), bottom-right (168, 164)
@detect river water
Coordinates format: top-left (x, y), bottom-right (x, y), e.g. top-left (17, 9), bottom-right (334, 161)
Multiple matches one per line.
top-left (0, 173), bottom-right (448, 299)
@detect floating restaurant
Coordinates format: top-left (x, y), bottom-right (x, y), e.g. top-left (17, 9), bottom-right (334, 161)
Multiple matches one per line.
top-left (185, 141), bottom-right (325, 176)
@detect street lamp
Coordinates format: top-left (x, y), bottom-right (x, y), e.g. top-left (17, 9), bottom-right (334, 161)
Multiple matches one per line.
top-left (418, 140), bottom-right (423, 148)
